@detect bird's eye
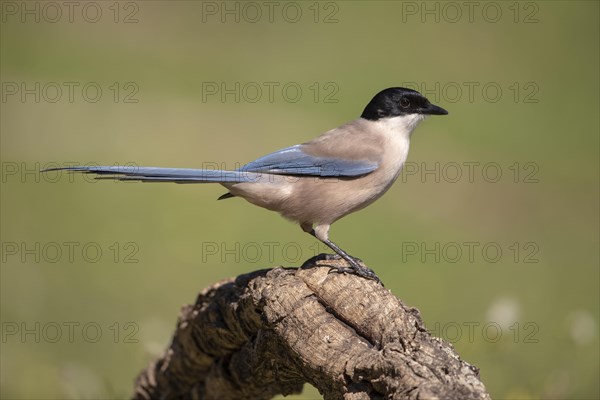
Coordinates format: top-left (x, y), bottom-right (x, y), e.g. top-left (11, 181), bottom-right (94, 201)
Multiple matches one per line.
top-left (400, 97), bottom-right (410, 108)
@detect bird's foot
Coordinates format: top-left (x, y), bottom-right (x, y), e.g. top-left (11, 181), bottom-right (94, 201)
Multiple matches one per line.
top-left (301, 253), bottom-right (382, 284)
top-left (329, 262), bottom-right (381, 284)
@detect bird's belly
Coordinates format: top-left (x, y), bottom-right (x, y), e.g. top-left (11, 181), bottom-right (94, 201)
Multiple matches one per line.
top-left (276, 170), bottom-right (401, 225)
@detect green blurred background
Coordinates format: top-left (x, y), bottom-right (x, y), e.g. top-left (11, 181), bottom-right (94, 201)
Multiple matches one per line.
top-left (1, 1), bottom-right (598, 399)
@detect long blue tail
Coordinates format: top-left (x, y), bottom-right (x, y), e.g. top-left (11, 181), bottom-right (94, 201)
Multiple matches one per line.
top-left (41, 166), bottom-right (262, 183)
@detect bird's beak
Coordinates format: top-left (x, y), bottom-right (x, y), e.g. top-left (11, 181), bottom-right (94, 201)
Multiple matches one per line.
top-left (421, 103), bottom-right (448, 115)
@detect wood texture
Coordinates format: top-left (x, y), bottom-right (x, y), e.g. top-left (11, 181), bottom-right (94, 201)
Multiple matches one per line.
top-left (133, 256), bottom-right (490, 400)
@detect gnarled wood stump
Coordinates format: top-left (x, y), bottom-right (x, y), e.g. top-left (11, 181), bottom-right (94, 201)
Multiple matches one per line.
top-left (133, 255), bottom-right (490, 400)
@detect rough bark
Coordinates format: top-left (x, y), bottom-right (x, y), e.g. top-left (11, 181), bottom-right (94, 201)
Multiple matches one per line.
top-left (133, 255), bottom-right (491, 400)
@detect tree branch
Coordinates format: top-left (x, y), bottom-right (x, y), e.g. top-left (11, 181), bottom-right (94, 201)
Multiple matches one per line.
top-left (133, 255), bottom-right (490, 400)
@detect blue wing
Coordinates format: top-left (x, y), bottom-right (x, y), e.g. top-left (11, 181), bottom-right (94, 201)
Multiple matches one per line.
top-left (240, 145), bottom-right (378, 177)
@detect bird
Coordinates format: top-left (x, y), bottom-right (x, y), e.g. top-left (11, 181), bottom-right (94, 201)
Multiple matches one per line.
top-left (44, 87), bottom-right (448, 282)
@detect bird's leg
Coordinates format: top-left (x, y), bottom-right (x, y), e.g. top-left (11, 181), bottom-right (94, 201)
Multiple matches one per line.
top-left (301, 223), bottom-right (380, 283)
top-left (318, 237), bottom-right (380, 282)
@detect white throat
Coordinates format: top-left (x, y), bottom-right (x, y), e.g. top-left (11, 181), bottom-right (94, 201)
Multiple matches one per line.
top-left (377, 114), bottom-right (426, 138)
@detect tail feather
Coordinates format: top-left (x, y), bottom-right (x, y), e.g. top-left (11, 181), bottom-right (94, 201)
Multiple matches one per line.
top-left (41, 166), bottom-right (262, 183)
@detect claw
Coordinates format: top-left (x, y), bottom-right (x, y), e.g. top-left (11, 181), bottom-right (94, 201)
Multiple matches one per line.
top-left (324, 259), bottom-right (381, 284)
top-left (301, 253), bottom-right (382, 284)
